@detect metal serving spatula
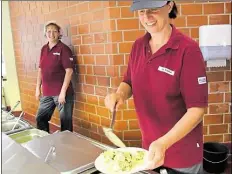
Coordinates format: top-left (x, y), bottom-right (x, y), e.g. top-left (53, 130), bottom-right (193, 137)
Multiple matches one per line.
top-left (103, 103), bottom-right (126, 148)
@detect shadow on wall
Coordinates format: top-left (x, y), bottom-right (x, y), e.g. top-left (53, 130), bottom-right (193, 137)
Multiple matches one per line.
top-left (60, 24), bottom-right (79, 101)
top-left (71, 55), bottom-right (79, 100)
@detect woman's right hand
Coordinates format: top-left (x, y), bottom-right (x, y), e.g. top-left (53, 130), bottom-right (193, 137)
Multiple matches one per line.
top-left (35, 88), bottom-right (41, 101)
top-left (105, 92), bottom-right (125, 112)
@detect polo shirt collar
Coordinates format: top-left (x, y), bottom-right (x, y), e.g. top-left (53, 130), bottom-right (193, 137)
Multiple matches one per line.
top-left (143, 24), bottom-right (180, 50)
top-left (46, 40), bottom-right (62, 49)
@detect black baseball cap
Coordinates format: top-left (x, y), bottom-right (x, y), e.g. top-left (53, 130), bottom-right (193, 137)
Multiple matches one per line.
top-left (130, 0), bottom-right (168, 11)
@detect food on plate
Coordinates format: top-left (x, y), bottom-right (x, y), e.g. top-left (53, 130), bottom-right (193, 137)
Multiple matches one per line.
top-left (102, 149), bottom-right (146, 173)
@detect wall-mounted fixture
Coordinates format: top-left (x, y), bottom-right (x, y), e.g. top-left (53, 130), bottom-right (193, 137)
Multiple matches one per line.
top-left (199, 24), bottom-right (231, 67)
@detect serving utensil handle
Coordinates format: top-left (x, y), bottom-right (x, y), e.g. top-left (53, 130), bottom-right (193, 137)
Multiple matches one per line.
top-left (109, 102), bottom-right (117, 129)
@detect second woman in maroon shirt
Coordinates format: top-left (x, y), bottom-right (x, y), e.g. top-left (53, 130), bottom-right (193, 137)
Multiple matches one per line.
top-left (35, 22), bottom-right (74, 132)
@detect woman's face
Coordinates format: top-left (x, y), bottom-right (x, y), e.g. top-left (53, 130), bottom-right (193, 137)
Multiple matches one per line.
top-left (45, 25), bottom-right (60, 43)
top-left (138, 2), bottom-right (173, 34)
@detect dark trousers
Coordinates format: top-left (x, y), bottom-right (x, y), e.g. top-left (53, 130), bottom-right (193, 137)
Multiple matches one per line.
top-left (36, 95), bottom-right (74, 132)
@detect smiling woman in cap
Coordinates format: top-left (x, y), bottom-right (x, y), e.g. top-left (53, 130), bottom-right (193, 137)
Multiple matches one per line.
top-left (105, 1), bottom-right (207, 174)
top-left (130, 0), bottom-right (168, 11)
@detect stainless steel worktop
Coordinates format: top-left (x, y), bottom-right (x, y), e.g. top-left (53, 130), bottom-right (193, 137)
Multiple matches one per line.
top-left (2, 119), bottom-right (32, 135)
top-left (2, 130), bottom-right (160, 174)
top-left (2, 133), bottom-right (60, 174)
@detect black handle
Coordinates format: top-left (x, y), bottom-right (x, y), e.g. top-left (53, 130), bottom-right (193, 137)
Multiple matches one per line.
top-left (109, 102), bottom-right (117, 129)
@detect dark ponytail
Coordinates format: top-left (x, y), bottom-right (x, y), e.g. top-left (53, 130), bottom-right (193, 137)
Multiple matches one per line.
top-left (167, 1), bottom-right (178, 19)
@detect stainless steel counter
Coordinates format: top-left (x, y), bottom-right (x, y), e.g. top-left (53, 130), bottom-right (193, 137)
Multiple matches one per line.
top-left (2, 119), bottom-right (32, 135)
top-left (2, 130), bottom-right (160, 174)
top-left (2, 133), bottom-right (60, 174)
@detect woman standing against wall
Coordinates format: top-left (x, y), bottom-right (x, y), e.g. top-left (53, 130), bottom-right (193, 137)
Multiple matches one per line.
top-left (35, 22), bottom-right (74, 132)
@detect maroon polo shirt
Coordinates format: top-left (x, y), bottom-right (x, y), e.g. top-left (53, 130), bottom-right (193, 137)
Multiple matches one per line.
top-left (123, 25), bottom-right (208, 168)
top-left (39, 41), bottom-right (74, 96)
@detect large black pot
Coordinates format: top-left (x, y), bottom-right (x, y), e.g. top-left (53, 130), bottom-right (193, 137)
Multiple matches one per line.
top-left (203, 142), bottom-right (229, 173)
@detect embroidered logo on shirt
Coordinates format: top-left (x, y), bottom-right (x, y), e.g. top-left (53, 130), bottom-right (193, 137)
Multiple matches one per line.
top-left (53, 52), bottom-right (60, 56)
top-left (198, 77), bottom-right (206, 84)
top-left (69, 57), bottom-right (73, 61)
top-left (158, 66), bottom-right (175, 76)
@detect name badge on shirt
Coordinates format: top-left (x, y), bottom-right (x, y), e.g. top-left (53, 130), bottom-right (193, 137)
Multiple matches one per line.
top-left (53, 52), bottom-right (60, 56)
top-left (158, 66), bottom-right (175, 76)
top-left (198, 76), bottom-right (206, 84)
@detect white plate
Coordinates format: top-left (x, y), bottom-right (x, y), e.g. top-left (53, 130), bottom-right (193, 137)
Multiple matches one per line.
top-left (95, 147), bottom-right (148, 174)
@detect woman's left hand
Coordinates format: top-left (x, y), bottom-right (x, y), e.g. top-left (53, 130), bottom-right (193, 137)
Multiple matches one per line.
top-left (146, 139), bottom-right (168, 170)
top-left (58, 92), bottom-right (66, 105)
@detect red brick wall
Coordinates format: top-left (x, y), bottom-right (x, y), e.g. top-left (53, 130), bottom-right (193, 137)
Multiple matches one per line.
top-left (9, 1), bottom-right (231, 147)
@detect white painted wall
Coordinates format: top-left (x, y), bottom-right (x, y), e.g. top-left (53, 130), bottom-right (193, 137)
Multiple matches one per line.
top-left (2, 1), bottom-right (21, 111)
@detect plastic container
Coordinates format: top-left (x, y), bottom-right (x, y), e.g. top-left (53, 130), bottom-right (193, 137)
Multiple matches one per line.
top-left (200, 45), bottom-right (231, 61)
top-left (203, 142), bottom-right (230, 173)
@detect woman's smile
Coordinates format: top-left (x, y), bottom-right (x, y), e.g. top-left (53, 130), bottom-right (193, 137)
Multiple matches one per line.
top-left (145, 21), bottom-right (157, 27)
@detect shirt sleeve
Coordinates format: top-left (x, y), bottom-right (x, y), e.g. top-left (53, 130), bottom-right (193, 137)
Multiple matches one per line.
top-left (122, 40), bottom-right (137, 89)
top-left (61, 45), bottom-right (74, 69)
top-left (180, 45), bottom-right (208, 109)
top-left (39, 47), bottom-right (44, 68)
top-left (122, 54), bottom-right (132, 88)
